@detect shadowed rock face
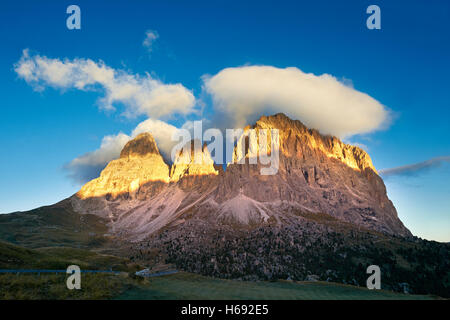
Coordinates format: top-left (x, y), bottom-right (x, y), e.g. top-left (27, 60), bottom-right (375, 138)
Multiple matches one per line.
top-left (72, 113), bottom-right (411, 240)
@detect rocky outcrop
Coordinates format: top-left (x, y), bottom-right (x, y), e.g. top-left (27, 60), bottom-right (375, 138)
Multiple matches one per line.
top-left (76, 133), bottom-right (170, 201)
top-left (119, 132), bottom-right (161, 159)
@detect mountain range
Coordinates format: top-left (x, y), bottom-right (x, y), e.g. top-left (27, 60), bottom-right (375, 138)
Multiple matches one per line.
top-left (71, 113), bottom-right (411, 240)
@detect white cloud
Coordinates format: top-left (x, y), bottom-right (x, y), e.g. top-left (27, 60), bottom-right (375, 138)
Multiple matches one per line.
top-left (71, 133), bottom-right (131, 167)
top-left (65, 133), bottom-right (130, 183)
top-left (203, 65), bottom-right (391, 138)
top-left (14, 49), bottom-right (197, 184)
top-left (14, 49), bottom-right (195, 118)
top-left (143, 30), bottom-right (159, 52)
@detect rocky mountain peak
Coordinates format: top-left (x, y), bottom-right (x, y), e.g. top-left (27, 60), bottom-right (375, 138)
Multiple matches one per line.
top-left (76, 132), bottom-right (169, 201)
top-left (120, 132), bottom-right (161, 159)
top-left (253, 113), bottom-right (376, 173)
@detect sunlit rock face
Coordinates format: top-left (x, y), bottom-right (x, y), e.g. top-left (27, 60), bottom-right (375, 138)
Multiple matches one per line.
top-left (254, 113), bottom-right (376, 173)
top-left (119, 132), bottom-right (161, 159)
top-left (72, 113), bottom-right (411, 240)
top-left (216, 113), bottom-right (410, 236)
top-left (76, 133), bottom-right (170, 200)
top-left (170, 140), bottom-right (218, 182)
top-left (169, 139), bottom-right (219, 191)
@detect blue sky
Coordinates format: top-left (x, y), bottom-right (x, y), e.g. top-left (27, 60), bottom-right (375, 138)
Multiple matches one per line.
top-left (0, 0), bottom-right (449, 241)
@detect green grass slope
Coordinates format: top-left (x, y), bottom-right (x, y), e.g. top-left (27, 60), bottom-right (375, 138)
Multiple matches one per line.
top-left (0, 273), bottom-right (134, 300)
top-left (0, 241), bottom-right (143, 300)
top-left (116, 272), bottom-right (437, 300)
top-left (0, 240), bottom-right (131, 271)
top-left (0, 241), bottom-right (440, 300)
top-left (0, 199), bottom-right (109, 249)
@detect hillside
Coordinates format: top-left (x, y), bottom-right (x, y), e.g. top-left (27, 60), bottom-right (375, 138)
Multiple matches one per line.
top-left (0, 240), bottom-right (130, 270)
top-left (0, 199), bottom-right (109, 249)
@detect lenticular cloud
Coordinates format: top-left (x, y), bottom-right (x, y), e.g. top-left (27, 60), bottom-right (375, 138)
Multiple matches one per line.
top-left (203, 65), bottom-right (391, 138)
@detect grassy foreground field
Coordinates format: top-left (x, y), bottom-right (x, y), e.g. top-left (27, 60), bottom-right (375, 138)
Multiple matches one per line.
top-left (0, 240), bottom-right (441, 300)
top-left (0, 240), bottom-right (142, 299)
top-left (0, 241), bottom-right (132, 270)
top-left (0, 273), bottom-right (135, 300)
top-left (0, 271), bottom-right (438, 300)
top-left (116, 272), bottom-right (437, 300)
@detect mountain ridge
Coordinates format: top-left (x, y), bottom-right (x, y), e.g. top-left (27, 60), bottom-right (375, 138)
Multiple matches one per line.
top-left (71, 113), bottom-right (411, 239)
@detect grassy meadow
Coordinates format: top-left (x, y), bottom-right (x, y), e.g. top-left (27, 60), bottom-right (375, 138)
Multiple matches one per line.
top-left (116, 272), bottom-right (437, 300)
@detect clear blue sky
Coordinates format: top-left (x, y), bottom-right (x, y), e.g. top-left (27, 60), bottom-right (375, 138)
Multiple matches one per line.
top-left (0, 0), bottom-right (449, 241)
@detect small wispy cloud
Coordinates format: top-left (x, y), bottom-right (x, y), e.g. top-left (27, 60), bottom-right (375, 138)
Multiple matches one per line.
top-left (379, 156), bottom-right (450, 178)
top-left (143, 29), bottom-right (159, 53)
